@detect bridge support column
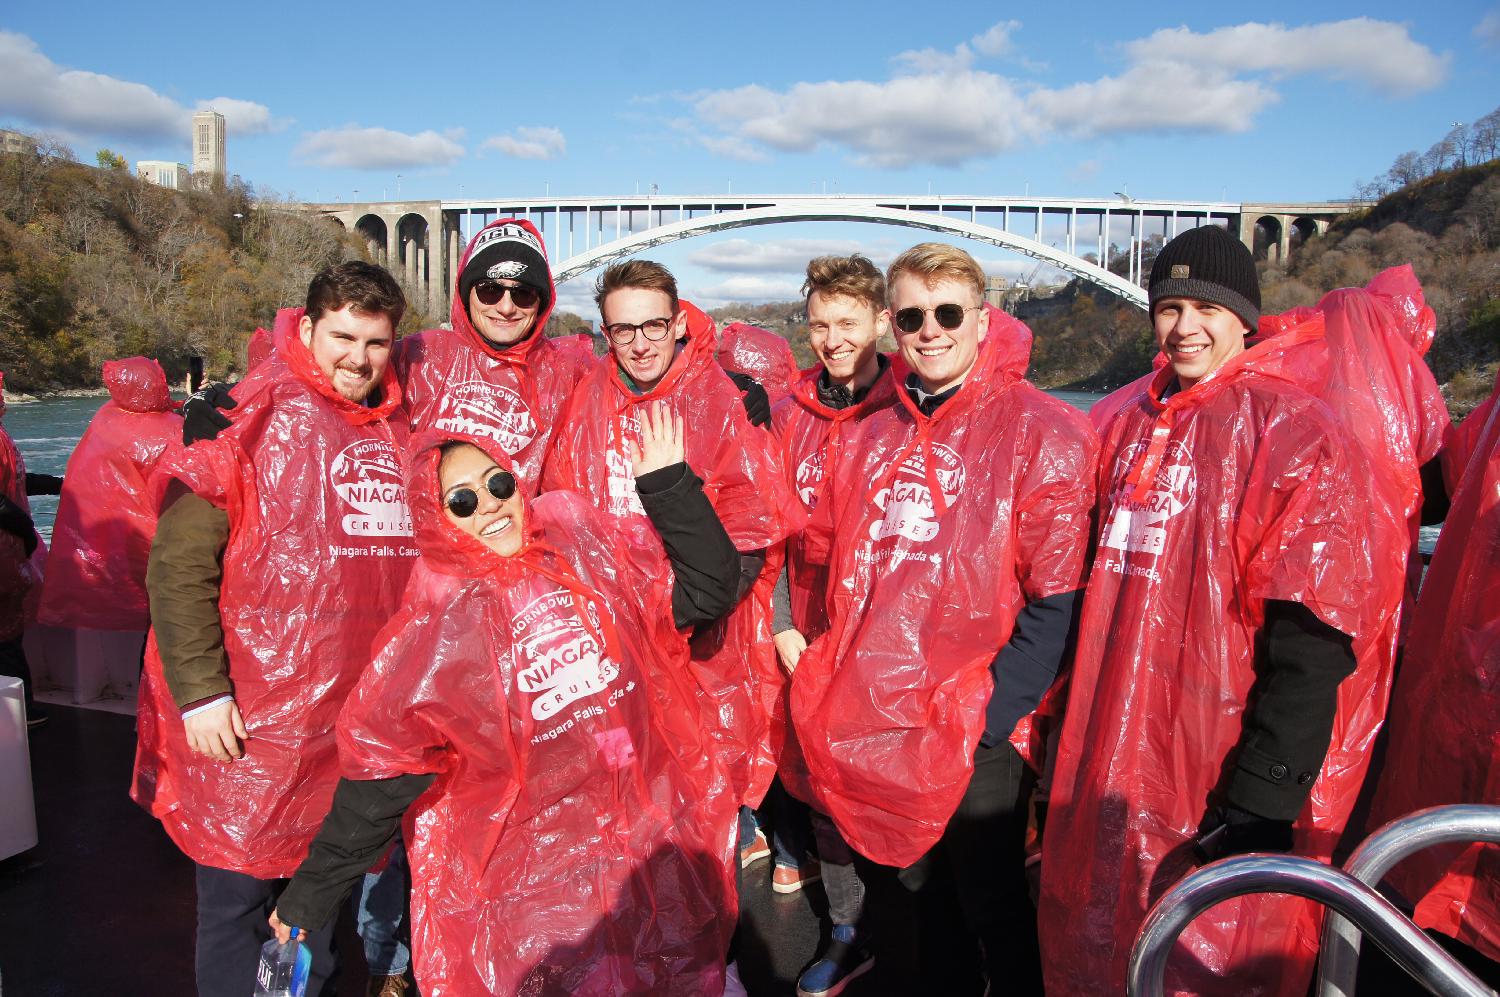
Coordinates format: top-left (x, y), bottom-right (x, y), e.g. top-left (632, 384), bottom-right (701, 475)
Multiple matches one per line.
top-left (1277, 214), bottom-right (1293, 263)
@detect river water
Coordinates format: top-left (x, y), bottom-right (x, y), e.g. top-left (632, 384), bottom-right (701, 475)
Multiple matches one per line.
top-left (2, 390), bottom-right (1441, 554)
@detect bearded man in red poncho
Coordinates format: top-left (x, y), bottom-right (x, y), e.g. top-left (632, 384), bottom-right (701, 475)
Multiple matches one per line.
top-left (135, 261), bottom-right (418, 997)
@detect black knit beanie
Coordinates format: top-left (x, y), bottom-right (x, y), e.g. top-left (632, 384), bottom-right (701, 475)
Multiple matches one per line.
top-left (458, 221), bottom-right (551, 311)
top-left (1148, 225), bottom-right (1260, 331)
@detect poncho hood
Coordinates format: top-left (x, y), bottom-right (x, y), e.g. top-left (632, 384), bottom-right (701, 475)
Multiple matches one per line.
top-left (104, 357), bottom-right (173, 413)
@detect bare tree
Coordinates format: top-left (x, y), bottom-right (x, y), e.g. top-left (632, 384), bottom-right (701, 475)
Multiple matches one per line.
top-left (1384, 151), bottom-right (1425, 189)
top-left (1446, 123), bottom-right (1475, 169)
top-left (1472, 107), bottom-right (1500, 163)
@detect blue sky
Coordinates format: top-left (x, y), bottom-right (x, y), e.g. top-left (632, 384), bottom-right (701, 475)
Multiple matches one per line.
top-left (3, 1), bottom-right (1497, 316)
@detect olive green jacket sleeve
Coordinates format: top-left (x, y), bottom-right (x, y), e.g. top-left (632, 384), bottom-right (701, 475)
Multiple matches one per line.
top-left (145, 487), bottom-right (232, 711)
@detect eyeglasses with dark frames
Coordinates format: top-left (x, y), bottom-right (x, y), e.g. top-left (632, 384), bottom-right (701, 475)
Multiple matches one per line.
top-left (604, 317), bottom-right (674, 345)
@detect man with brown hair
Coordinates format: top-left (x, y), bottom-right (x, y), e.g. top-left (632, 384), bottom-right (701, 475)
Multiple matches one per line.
top-left (542, 259), bottom-right (802, 991)
top-left (770, 253), bottom-right (895, 996)
top-left (135, 261), bottom-right (418, 997)
top-left (791, 243), bottom-right (1096, 993)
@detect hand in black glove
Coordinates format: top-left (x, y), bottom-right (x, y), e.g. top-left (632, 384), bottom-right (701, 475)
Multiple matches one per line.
top-left (725, 371), bottom-right (771, 428)
top-left (1193, 803), bottom-right (1295, 864)
top-left (181, 382), bottom-right (239, 445)
top-left (0, 497), bottom-right (38, 557)
top-left (24, 472), bottom-right (63, 496)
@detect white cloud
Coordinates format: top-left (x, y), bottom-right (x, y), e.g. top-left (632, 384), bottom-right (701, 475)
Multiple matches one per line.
top-left (197, 97), bottom-right (287, 135)
top-left (689, 237), bottom-right (878, 274)
top-left (295, 126), bottom-right (465, 169)
top-left (695, 73), bottom-right (1036, 168)
top-left (696, 274), bottom-right (808, 303)
top-left (1068, 159), bottom-right (1102, 182)
top-left (1477, 10), bottom-right (1500, 47)
top-left (482, 126), bottom-right (566, 161)
top-left (0, 31), bottom-right (280, 145)
top-left (696, 134), bottom-right (768, 162)
top-left (893, 19), bottom-right (1021, 74)
top-left (1127, 19), bottom-right (1450, 96)
top-left (0, 30), bottom-right (184, 139)
top-left (971, 20), bottom-right (1022, 57)
top-left (690, 17), bottom-right (1448, 167)
top-left (1030, 60), bottom-right (1278, 135)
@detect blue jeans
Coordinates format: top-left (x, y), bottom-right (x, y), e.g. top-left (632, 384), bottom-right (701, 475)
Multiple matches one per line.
top-left (740, 779), bottom-right (813, 868)
top-left (352, 832), bottom-right (411, 976)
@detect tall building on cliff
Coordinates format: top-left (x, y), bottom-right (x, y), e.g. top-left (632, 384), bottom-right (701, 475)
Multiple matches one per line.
top-left (192, 109), bottom-right (226, 181)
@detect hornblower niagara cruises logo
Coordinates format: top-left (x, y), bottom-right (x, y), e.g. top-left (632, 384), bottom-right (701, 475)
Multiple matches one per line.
top-left (432, 380), bottom-right (537, 455)
top-left (605, 410), bottom-right (647, 517)
top-left (1098, 439), bottom-right (1196, 581)
top-left (869, 443), bottom-right (965, 542)
top-left (329, 439), bottom-right (413, 537)
top-left (795, 450), bottom-right (826, 508)
top-left (513, 589), bottom-right (621, 725)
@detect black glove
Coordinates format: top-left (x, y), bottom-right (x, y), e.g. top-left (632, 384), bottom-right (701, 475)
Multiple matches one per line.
top-left (0, 497), bottom-right (38, 557)
top-left (181, 382), bottom-right (239, 445)
top-left (24, 472), bottom-right (62, 496)
top-left (1193, 803), bottom-right (1295, 863)
top-left (726, 371), bottom-right (771, 428)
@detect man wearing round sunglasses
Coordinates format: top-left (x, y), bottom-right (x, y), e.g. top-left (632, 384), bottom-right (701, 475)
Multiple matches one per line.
top-left (393, 218), bottom-right (593, 492)
top-left (790, 243), bottom-right (1096, 993)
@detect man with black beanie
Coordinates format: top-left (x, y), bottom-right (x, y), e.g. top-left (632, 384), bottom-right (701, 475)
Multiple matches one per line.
top-left (394, 217), bottom-right (593, 491)
top-left (1038, 224), bottom-right (1379, 995)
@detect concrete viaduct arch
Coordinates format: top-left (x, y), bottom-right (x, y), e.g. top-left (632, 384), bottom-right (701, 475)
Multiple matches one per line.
top-left (551, 203), bottom-right (1148, 306)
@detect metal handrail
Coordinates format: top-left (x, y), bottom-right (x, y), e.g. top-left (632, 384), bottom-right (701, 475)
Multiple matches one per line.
top-left (1126, 854), bottom-right (1495, 997)
top-left (1318, 804), bottom-right (1500, 997)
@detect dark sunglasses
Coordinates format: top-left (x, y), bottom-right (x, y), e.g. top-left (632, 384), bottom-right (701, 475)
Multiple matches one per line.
top-left (473, 282), bottom-right (541, 309)
top-left (893, 304), bottom-right (980, 334)
top-left (446, 470), bottom-right (518, 518)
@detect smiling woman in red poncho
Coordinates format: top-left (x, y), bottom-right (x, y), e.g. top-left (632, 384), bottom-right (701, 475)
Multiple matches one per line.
top-left (271, 417), bottom-right (747, 996)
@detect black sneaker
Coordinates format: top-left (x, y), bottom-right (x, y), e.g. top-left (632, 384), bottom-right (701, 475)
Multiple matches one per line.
top-left (797, 924), bottom-right (874, 997)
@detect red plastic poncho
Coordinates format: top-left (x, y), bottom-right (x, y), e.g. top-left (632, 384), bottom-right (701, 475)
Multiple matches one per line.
top-left (789, 311), bottom-right (1097, 866)
top-left (542, 301), bottom-right (804, 807)
top-left (1444, 385), bottom-right (1496, 494)
top-left (1368, 370), bottom-right (1500, 963)
top-left (769, 363), bottom-right (897, 800)
top-left (132, 309), bottom-right (418, 879)
top-left (718, 321), bottom-right (798, 405)
top-left (548, 331), bottom-right (598, 364)
top-left (246, 326), bottom-right (275, 372)
top-left (1038, 316), bottom-right (1394, 997)
top-left (1259, 266), bottom-right (1449, 631)
top-left (0, 372), bottom-right (39, 643)
top-left (339, 432), bottom-right (737, 996)
top-left (37, 358), bottom-right (182, 631)
top-left (396, 219), bottom-right (592, 494)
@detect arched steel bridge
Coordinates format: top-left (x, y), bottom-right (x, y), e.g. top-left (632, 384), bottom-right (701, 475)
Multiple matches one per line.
top-left (306, 193), bottom-right (1355, 317)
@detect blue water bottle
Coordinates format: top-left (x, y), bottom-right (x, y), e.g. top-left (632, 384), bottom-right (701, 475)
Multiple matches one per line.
top-left (252, 925), bottom-right (311, 997)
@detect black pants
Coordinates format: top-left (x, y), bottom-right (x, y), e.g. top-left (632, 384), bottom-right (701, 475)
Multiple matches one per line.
top-left (0, 637), bottom-right (35, 711)
top-left (195, 863), bottom-right (340, 997)
top-left (855, 741), bottom-right (1041, 995)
